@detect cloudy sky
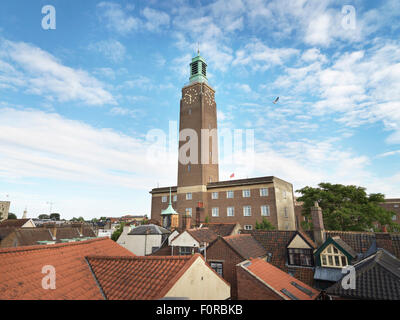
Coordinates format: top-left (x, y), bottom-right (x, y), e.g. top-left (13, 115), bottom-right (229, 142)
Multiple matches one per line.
top-left (0, 0), bottom-right (399, 219)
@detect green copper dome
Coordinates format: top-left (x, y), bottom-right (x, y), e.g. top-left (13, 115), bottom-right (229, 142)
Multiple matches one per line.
top-left (161, 188), bottom-right (178, 216)
top-left (189, 52), bottom-right (208, 84)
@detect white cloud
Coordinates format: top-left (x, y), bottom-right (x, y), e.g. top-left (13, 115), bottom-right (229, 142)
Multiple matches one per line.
top-left (0, 39), bottom-right (115, 106)
top-left (0, 107), bottom-right (175, 188)
top-left (142, 7), bottom-right (170, 31)
top-left (97, 2), bottom-right (140, 34)
top-left (88, 39), bottom-right (127, 63)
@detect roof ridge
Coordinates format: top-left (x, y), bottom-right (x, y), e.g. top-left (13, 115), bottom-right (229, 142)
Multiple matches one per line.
top-left (0, 236), bottom-right (109, 254)
top-left (86, 255), bottom-right (192, 261)
top-left (224, 234), bottom-right (250, 239)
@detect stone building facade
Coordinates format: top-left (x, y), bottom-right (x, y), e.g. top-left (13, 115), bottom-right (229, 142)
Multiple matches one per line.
top-left (0, 201), bottom-right (10, 222)
top-left (150, 53), bottom-right (296, 231)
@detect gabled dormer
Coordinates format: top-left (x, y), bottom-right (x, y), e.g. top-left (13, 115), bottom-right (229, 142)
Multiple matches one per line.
top-left (286, 231), bottom-right (317, 267)
top-left (314, 236), bottom-right (357, 268)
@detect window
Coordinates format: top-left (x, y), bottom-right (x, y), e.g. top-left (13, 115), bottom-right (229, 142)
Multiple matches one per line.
top-left (244, 225), bottom-right (253, 230)
top-left (211, 192), bottom-right (218, 199)
top-left (188, 165), bottom-right (191, 172)
top-left (242, 189), bottom-right (251, 198)
top-left (186, 193), bottom-right (192, 200)
top-left (243, 206), bottom-right (252, 216)
top-left (288, 248), bottom-right (313, 267)
top-left (188, 108), bottom-right (192, 115)
top-left (227, 207), bottom-right (234, 217)
top-left (209, 177), bottom-right (212, 183)
top-left (260, 188), bottom-right (268, 197)
top-left (284, 207), bottom-right (288, 218)
top-left (212, 207), bottom-right (219, 217)
top-left (185, 208), bottom-right (192, 216)
top-left (283, 191), bottom-right (287, 199)
top-left (180, 246), bottom-right (193, 255)
top-left (173, 195), bottom-right (177, 202)
top-left (226, 191), bottom-right (234, 198)
top-left (394, 204), bottom-right (399, 208)
top-left (392, 215), bottom-right (397, 221)
top-left (210, 262), bottom-right (223, 277)
top-left (162, 196), bottom-right (167, 203)
top-left (320, 244), bottom-right (348, 268)
top-left (261, 205), bottom-right (270, 216)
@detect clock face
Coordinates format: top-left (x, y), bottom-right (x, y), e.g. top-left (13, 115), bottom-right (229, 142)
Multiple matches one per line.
top-left (204, 88), bottom-right (214, 105)
top-left (183, 87), bottom-right (199, 105)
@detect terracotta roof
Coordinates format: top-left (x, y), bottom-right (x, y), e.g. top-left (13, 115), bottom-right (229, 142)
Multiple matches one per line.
top-left (327, 249), bottom-right (400, 300)
top-left (201, 223), bottom-right (238, 237)
top-left (186, 228), bottom-right (218, 244)
top-left (0, 237), bottom-right (134, 300)
top-left (223, 234), bottom-right (267, 260)
top-left (86, 254), bottom-right (201, 300)
top-left (53, 227), bottom-right (80, 240)
top-left (240, 258), bottom-right (320, 300)
top-left (0, 219), bottom-right (31, 228)
top-left (243, 230), bottom-right (316, 286)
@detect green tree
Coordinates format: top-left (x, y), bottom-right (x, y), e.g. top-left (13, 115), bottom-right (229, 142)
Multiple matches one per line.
top-left (296, 183), bottom-right (397, 232)
top-left (8, 213), bottom-right (17, 220)
top-left (204, 216), bottom-right (210, 223)
top-left (255, 218), bottom-right (275, 230)
top-left (111, 223), bottom-right (125, 242)
top-left (38, 214), bottom-right (50, 219)
top-left (49, 213), bottom-right (60, 221)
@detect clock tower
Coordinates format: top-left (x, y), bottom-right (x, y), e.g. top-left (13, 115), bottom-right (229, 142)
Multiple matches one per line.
top-left (177, 53), bottom-right (219, 188)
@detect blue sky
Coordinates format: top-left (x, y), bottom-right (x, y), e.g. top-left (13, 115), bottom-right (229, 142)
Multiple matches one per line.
top-left (0, 0), bottom-right (399, 219)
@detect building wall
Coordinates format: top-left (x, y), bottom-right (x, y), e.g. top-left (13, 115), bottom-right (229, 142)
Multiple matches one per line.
top-left (0, 201), bottom-right (10, 221)
top-left (236, 266), bottom-right (282, 300)
top-left (170, 231), bottom-right (199, 248)
top-left (380, 199), bottom-right (400, 224)
top-left (165, 256), bottom-right (230, 300)
top-left (117, 233), bottom-right (162, 256)
top-left (151, 181), bottom-right (296, 231)
top-left (206, 238), bottom-right (244, 299)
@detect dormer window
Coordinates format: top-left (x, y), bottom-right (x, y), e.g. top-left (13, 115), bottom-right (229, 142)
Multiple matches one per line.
top-left (320, 244), bottom-right (348, 268)
top-left (288, 248), bottom-right (313, 267)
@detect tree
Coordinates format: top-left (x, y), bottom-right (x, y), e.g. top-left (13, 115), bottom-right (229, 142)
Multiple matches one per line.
top-left (255, 218), bottom-right (275, 230)
top-left (38, 214), bottom-right (50, 219)
top-left (8, 213), bottom-right (17, 220)
top-left (49, 213), bottom-right (60, 221)
top-left (111, 223), bottom-right (125, 242)
top-left (296, 183), bottom-right (397, 232)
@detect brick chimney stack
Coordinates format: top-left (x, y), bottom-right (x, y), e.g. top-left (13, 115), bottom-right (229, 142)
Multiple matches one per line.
top-left (182, 210), bottom-right (192, 230)
top-left (311, 201), bottom-right (325, 246)
top-left (375, 232), bottom-right (394, 255)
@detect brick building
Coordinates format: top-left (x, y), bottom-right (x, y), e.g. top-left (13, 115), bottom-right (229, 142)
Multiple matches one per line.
top-left (150, 53), bottom-right (296, 231)
top-left (206, 234), bottom-right (267, 299)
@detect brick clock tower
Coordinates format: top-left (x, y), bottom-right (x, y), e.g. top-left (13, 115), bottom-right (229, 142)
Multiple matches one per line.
top-left (150, 53), bottom-right (297, 232)
top-left (178, 53), bottom-right (219, 187)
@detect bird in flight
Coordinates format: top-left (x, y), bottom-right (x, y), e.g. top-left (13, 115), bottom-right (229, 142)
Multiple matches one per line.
top-left (273, 97), bottom-right (279, 104)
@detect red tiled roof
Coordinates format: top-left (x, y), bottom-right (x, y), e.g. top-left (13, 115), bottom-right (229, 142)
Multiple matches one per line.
top-left (0, 219), bottom-right (31, 228)
top-left (0, 237), bottom-right (134, 300)
top-left (223, 234), bottom-right (267, 259)
top-left (241, 258), bottom-right (320, 300)
top-left (86, 254), bottom-right (202, 300)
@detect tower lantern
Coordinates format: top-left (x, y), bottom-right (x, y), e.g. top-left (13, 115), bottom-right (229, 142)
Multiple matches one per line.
top-left (189, 53), bottom-right (207, 84)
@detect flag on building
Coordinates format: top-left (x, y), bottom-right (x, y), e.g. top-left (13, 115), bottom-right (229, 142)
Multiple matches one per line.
top-left (230, 173), bottom-right (235, 179)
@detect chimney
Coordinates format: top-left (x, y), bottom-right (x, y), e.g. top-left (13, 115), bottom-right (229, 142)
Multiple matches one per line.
top-left (52, 226), bottom-right (57, 240)
top-left (375, 232), bottom-right (394, 255)
top-left (311, 201), bottom-right (325, 246)
top-left (182, 210), bottom-right (192, 231)
top-left (196, 207), bottom-right (204, 227)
